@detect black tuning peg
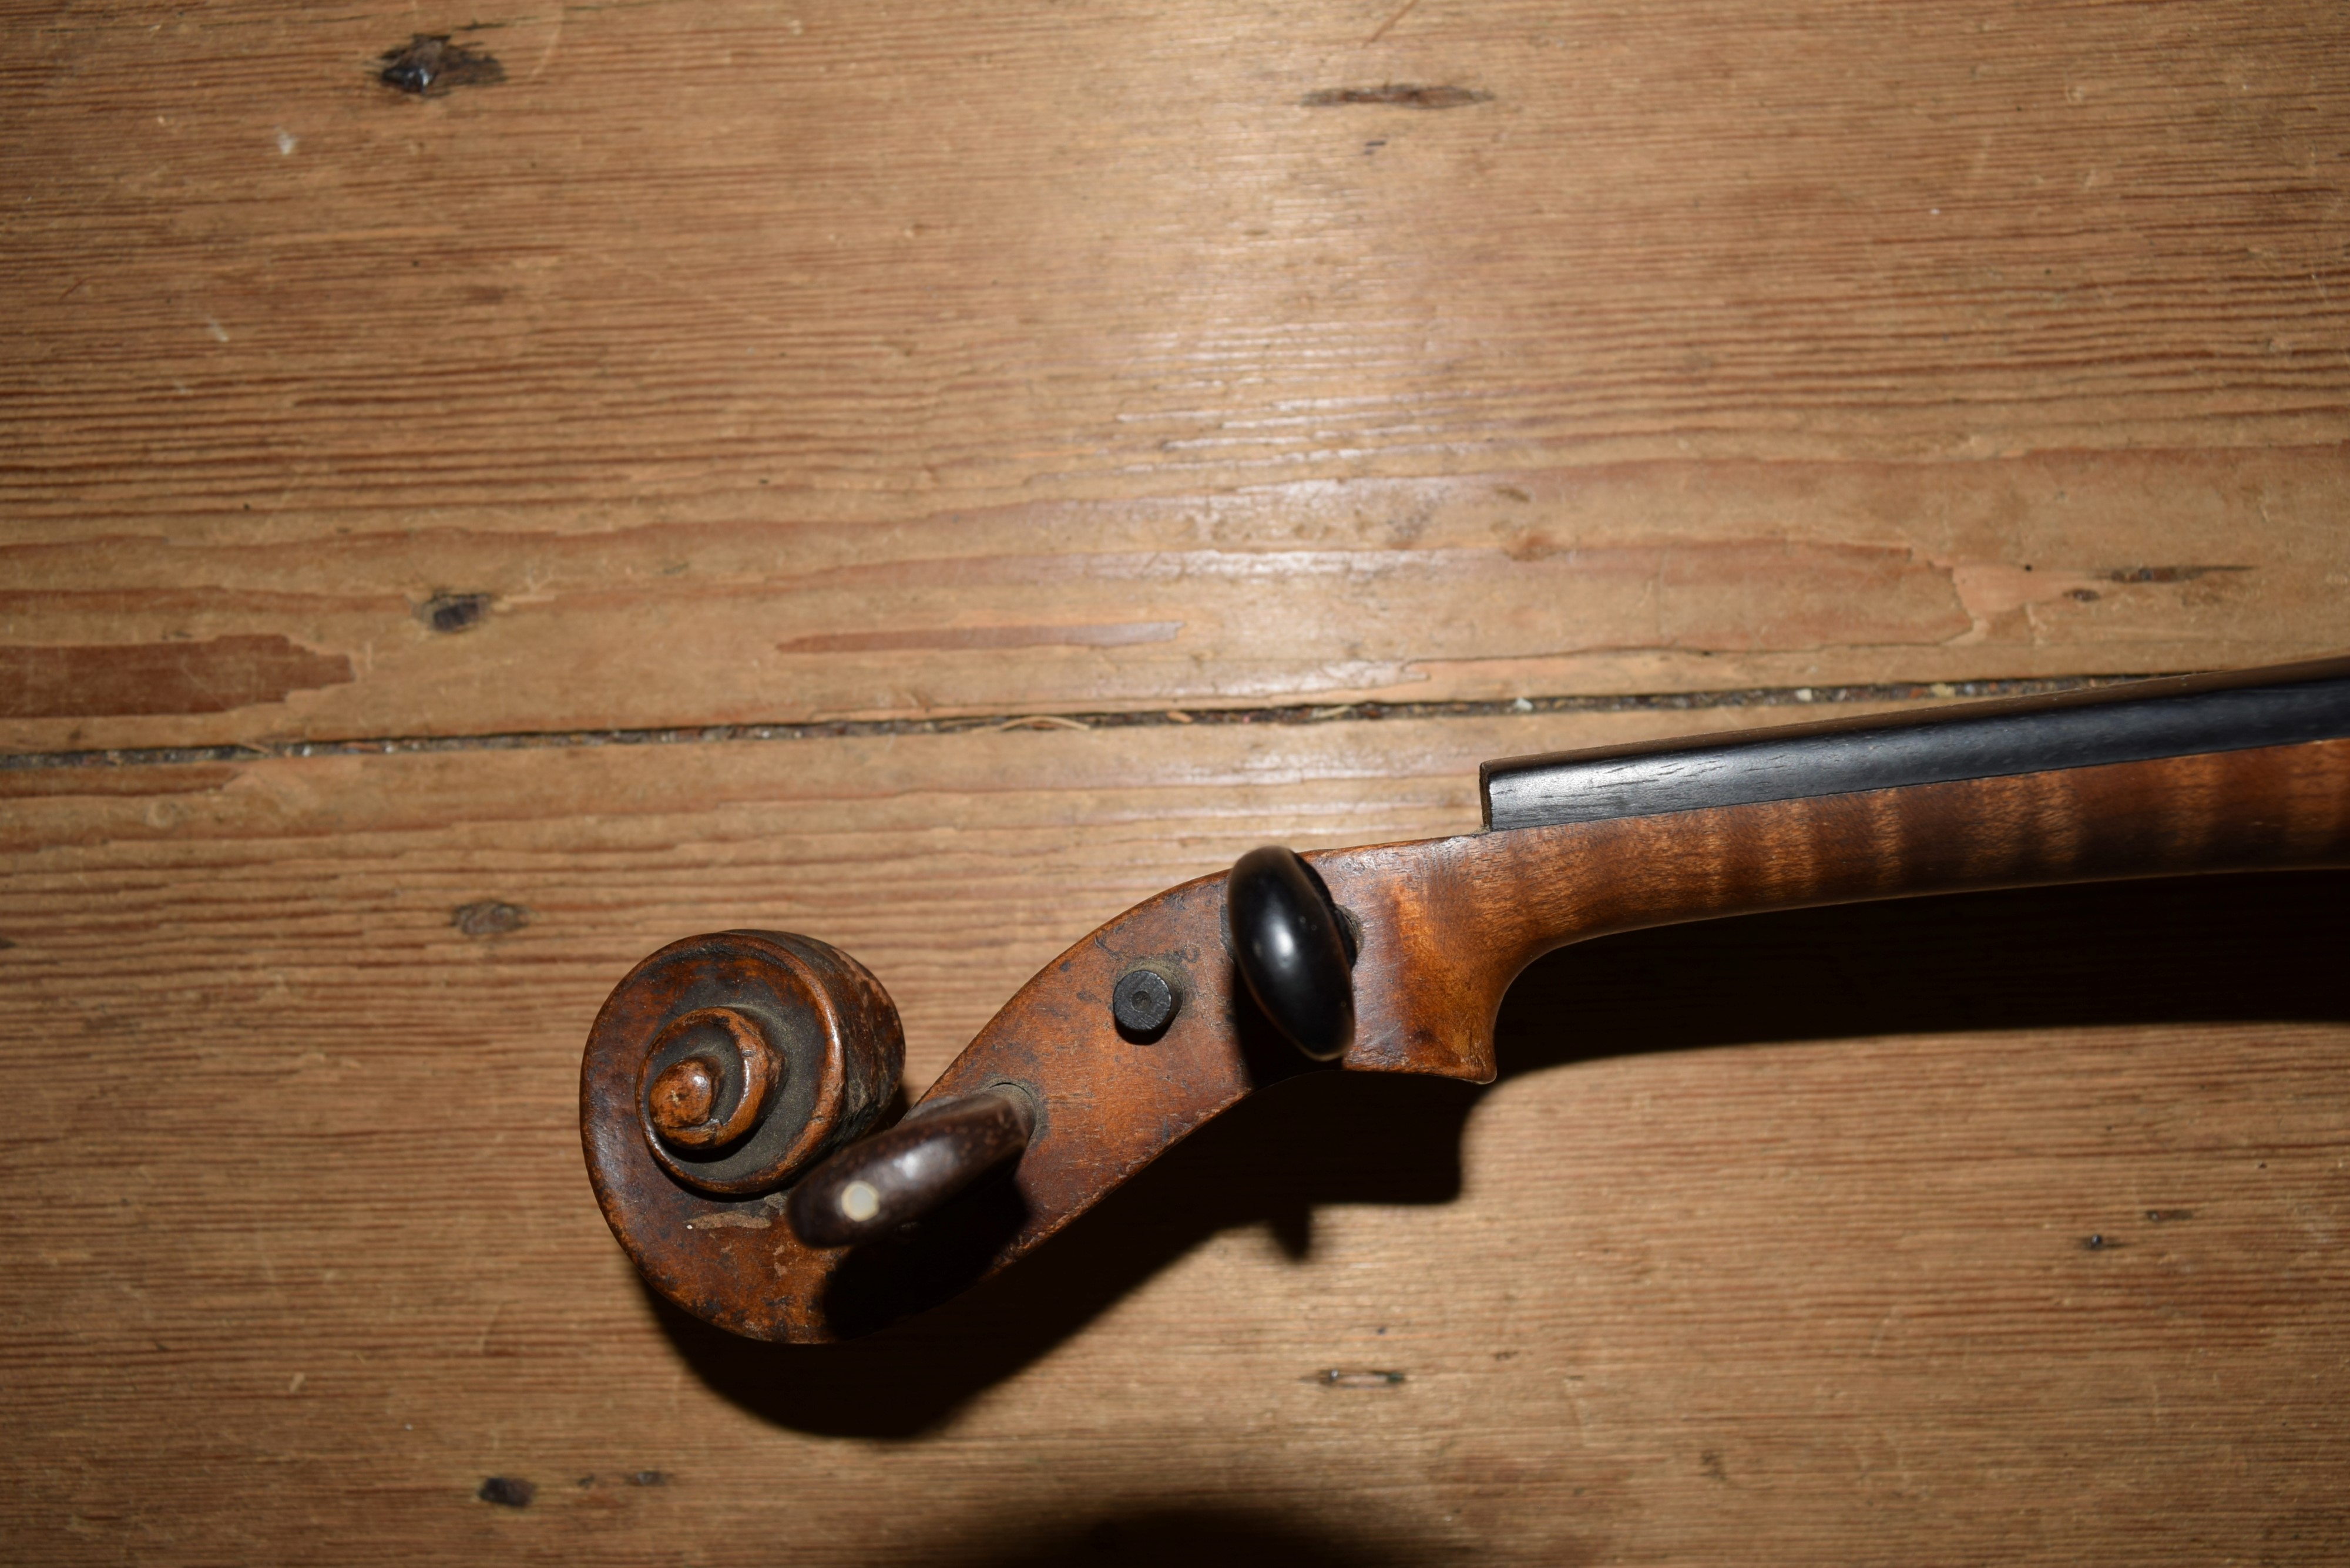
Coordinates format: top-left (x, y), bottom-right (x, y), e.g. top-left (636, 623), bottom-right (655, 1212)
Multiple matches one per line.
top-left (1227, 845), bottom-right (1357, 1060)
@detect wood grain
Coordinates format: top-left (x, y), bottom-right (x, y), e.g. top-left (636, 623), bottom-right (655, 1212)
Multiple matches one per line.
top-left (5, 0), bottom-right (2348, 749)
top-left (1347, 733), bottom-right (2350, 1080)
top-left (6, 449), bottom-right (2348, 753)
top-left (5, 716), bottom-right (2349, 1563)
top-left (5, 0), bottom-right (2348, 1559)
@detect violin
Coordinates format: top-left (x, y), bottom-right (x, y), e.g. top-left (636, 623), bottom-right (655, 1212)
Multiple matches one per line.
top-left (582, 657), bottom-right (2350, 1341)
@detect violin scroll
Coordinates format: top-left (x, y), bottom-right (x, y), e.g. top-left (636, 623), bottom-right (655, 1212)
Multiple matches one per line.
top-left (580, 928), bottom-right (906, 1311)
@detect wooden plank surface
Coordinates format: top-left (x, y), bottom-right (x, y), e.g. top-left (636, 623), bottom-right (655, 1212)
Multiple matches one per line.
top-left (8, 445), bottom-right (2350, 751)
top-left (4, 0), bottom-right (2347, 750)
top-left (4, 0), bottom-right (2348, 1562)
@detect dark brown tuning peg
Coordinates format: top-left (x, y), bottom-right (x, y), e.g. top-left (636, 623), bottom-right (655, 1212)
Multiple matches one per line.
top-left (1227, 845), bottom-right (1357, 1060)
top-left (786, 1085), bottom-right (1036, 1247)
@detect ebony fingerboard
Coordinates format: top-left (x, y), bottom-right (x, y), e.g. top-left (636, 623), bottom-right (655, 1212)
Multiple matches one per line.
top-left (1481, 657), bottom-right (2350, 832)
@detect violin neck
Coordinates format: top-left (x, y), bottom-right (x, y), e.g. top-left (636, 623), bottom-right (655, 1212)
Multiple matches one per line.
top-left (1327, 657), bottom-right (2350, 1083)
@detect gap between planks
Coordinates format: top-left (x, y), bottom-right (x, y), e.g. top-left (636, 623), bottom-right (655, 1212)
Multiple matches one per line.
top-left (0, 673), bottom-right (2156, 773)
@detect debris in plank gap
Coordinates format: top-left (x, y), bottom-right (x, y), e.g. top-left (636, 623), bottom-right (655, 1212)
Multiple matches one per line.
top-left (0, 675), bottom-right (2152, 773)
top-left (378, 35), bottom-right (505, 97)
top-left (986, 715), bottom-right (1092, 732)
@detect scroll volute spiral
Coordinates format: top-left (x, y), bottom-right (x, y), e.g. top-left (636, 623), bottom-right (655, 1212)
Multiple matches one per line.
top-left (580, 930), bottom-right (905, 1308)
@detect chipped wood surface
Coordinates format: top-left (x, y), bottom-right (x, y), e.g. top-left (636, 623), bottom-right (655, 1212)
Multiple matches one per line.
top-left (4, 0), bottom-right (2349, 1562)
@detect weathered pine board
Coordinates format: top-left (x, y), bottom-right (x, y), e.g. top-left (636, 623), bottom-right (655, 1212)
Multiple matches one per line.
top-left (6, 0), bottom-right (2348, 1561)
top-left (3, 716), bottom-right (2346, 1564)
top-left (5, 0), bottom-right (2347, 751)
top-left (5, 449), bottom-right (2347, 752)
